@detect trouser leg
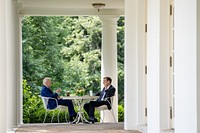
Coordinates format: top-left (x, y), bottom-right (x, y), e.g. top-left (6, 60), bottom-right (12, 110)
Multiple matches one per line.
top-left (58, 99), bottom-right (76, 116)
top-left (89, 101), bottom-right (106, 119)
top-left (84, 103), bottom-right (90, 116)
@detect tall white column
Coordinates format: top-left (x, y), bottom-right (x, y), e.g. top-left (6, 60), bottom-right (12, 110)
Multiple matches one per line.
top-left (159, 0), bottom-right (170, 130)
top-left (174, 0), bottom-right (199, 132)
top-left (125, 0), bottom-right (149, 130)
top-left (6, 0), bottom-right (18, 131)
top-left (147, 0), bottom-right (170, 132)
top-left (100, 15), bottom-right (118, 122)
top-left (138, 0), bottom-right (147, 125)
top-left (198, 1), bottom-right (200, 132)
top-left (124, 0), bottom-right (138, 130)
top-left (0, 0), bottom-right (7, 132)
top-left (17, 16), bottom-right (23, 125)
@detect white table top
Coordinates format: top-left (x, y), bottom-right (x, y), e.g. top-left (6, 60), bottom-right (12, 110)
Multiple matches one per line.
top-left (62, 95), bottom-right (99, 100)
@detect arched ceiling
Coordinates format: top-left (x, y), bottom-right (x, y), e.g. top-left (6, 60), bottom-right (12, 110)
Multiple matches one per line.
top-left (16, 0), bottom-right (124, 16)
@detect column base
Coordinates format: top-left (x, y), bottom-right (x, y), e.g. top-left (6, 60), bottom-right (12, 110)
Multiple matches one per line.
top-left (137, 124), bottom-right (175, 133)
top-left (7, 127), bottom-right (17, 133)
top-left (161, 129), bottom-right (175, 133)
top-left (137, 124), bottom-right (147, 133)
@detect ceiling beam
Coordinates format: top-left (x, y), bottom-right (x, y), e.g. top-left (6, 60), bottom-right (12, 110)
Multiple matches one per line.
top-left (22, 0), bottom-right (124, 9)
top-left (19, 8), bottom-right (124, 16)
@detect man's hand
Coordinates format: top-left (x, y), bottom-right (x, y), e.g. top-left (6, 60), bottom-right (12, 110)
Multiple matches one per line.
top-left (56, 88), bottom-right (61, 94)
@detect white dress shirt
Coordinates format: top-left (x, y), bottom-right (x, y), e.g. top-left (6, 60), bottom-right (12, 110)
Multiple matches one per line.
top-left (101, 85), bottom-right (111, 101)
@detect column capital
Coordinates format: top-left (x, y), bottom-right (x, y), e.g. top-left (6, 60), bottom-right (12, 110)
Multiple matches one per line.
top-left (19, 15), bottom-right (24, 20)
top-left (99, 15), bottom-right (120, 25)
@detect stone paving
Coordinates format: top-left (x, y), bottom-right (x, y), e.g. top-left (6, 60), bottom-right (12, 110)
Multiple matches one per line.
top-left (15, 123), bottom-right (141, 133)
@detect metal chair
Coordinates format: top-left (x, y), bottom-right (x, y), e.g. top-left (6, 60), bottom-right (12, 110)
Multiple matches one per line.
top-left (95, 96), bottom-right (116, 123)
top-left (40, 96), bottom-right (68, 123)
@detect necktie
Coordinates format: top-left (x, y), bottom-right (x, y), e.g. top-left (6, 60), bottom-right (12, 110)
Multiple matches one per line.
top-left (101, 91), bottom-right (106, 101)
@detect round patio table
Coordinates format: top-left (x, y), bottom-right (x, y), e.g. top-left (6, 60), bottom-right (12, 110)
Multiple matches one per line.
top-left (63, 95), bottom-right (99, 124)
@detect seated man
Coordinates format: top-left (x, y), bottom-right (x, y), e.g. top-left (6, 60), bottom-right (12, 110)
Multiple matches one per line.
top-left (84, 77), bottom-right (116, 123)
top-left (41, 77), bottom-right (76, 122)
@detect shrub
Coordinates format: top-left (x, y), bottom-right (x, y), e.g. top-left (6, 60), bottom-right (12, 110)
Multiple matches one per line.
top-left (118, 105), bottom-right (124, 122)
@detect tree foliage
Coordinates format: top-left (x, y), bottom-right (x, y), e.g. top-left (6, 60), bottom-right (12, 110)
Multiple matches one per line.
top-left (22, 16), bottom-right (124, 122)
top-left (22, 16), bottom-right (124, 96)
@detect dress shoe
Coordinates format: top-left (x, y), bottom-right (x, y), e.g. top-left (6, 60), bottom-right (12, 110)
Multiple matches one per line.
top-left (88, 118), bottom-right (95, 124)
top-left (94, 118), bottom-right (98, 122)
top-left (69, 117), bottom-right (76, 124)
top-left (69, 113), bottom-right (77, 122)
top-left (69, 116), bottom-right (74, 122)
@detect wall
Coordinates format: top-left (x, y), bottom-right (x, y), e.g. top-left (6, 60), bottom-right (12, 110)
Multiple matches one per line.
top-left (124, 0), bottom-right (138, 130)
top-left (0, 0), bottom-right (7, 132)
top-left (6, 0), bottom-right (19, 131)
top-left (174, 0), bottom-right (197, 132)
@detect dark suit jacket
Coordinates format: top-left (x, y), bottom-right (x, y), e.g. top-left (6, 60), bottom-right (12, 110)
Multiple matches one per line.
top-left (96, 85), bottom-right (116, 109)
top-left (41, 85), bottom-right (58, 109)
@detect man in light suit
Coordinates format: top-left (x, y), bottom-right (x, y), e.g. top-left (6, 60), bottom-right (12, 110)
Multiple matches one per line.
top-left (84, 77), bottom-right (116, 123)
top-left (40, 77), bottom-right (76, 122)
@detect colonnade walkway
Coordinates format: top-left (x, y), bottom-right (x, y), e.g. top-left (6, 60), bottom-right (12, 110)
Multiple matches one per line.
top-left (15, 122), bottom-right (141, 133)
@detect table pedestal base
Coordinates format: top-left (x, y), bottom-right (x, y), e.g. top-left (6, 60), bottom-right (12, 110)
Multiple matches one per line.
top-left (73, 111), bottom-right (89, 124)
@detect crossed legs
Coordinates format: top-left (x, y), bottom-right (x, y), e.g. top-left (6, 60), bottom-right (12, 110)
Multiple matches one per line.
top-left (84, 100), bottom-right (107, 120)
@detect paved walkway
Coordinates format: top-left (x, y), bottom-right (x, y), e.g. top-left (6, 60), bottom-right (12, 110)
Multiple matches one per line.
top-left (15, 123), bottom-right (141, 133)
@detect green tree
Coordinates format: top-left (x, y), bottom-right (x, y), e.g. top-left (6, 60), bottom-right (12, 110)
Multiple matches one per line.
top-left (117, 17), bottom-right (125, 104)
top-left (22, 16), bottom-right (125, 123)
top-left (60, 16), bottom-right (102, 93)
top-left (22, 16), bottom-right (67, 91)
top-left (22, 16), bottom-right (124, 107)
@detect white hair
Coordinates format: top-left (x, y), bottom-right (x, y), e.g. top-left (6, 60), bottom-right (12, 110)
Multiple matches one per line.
top-left (43, 77), bottom-right (51, 85)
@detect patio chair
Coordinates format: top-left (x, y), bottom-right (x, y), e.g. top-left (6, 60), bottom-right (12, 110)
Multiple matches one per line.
top-left (40, 96), bottom-right (68, 123)
top-left (95, 96), bottom-right (116, 123)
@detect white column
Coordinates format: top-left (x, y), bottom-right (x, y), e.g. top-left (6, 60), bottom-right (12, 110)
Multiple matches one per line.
top-left (138, 0), bottom-right (147, 125)
top-left (198, 1), bottom-right (200, 132)
top-left (174, 0), bottom-right (199, 132)
top-left (6, 0), bottom-right (18, 131)
top-left (125, 0), bottom-right (149, 130)
top-left (147, 0), bottom-right (170, 132)
top-left (17, 16), bottom-right (23, 125)
top-left (100, 15), bottom-right (119, 123)
top-left (0, 0), bottom-right (7, 132)
top-left (124, 0), bottom-right (138, 130)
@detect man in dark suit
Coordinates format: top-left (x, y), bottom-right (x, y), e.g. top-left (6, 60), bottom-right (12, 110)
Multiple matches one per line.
top-left (84, 77), bottom-right (116, 123)
top-left (40, 77), bottom-right (76, 122)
